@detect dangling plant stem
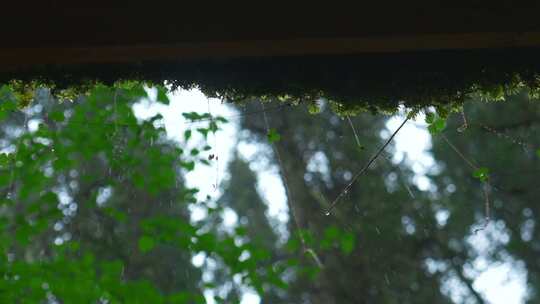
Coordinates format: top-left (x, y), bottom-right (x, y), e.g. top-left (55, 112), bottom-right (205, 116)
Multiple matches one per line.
top-left (441, 134), bottom-right (491, 233)
top-left (261, 102), bottom-right (324, 269)
top-left (325, 111), bottom-right (415, 215)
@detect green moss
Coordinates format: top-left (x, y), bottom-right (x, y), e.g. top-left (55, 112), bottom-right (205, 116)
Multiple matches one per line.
top-left (2, 48), bottom-right (540, 113)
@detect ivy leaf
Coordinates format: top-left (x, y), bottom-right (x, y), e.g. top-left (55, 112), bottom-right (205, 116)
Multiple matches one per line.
top-left (473, 167), bottom-right (490, 182)
top-left (184, 129), bottom-right (192, 141)
top-left (425, 112), bottom-right (447, 135)
top-left (156, 86), bottom-right (169, 105)
top-left (138, 236), bottom-right (155, 253)
top-left (428, 118), bottom-right (447, 135)
top-left (196, 128), bottom-right (209, 139)
top-left (267, 128), bottom-right (281, 143)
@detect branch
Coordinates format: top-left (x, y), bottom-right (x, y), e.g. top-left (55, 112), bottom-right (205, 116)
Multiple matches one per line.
top-left (482, 118), bottom-right (540, 132)
top-left (450, 262), bottom-right (486, 304)
top-left (432, 236), bottom-right (486, 304)
top-left (325, 112), bottom-right (413, 215)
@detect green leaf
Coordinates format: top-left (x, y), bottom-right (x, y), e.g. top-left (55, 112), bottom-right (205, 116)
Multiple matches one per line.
top-left (196, 233), bottom-right (217, 252)
top-left (196, 128), bottom-right (209, 139)
top-left (427, 117), bottom-right (447, 135)
top-left (0, 153), bottom-right (11, 167)
top-left (180, 161), bottom-right (195, 171)
top-left (308, 103), bottom-right (321, 114)
top-left (425, 112), bottom-right (435, 124)
top-left (215, 116), bottom-right (228, 123)
top-left (473, 167), bottom-right (490, 182)
top-left (323, 226), bottom-right (339, 241)
top-left (235, 226), bottom-right (248, 237)
top-left (184, 129), bottom-right (192, 141)
top-left (425, 111), bottom-right (447, 135)
top-left (209, 121), bottom-right (218, 133)
top-left (267, 128), bottom-right (281, 143)
top-left (340, 233), bottom-right (356, 255)
top-left (182, 112), bottom-right (211, 121)
top-left (103, 207), bottom-right (127, 222)
top-left (0, 99), bottom-right (16, 121)
top-left (286, 238), bottom-right (300, 252)
top-left (536, 148), bottom-right (540, 158)
top-left (434, 118), bottom-right (446, 132)
top-left (49, 110), bottom-right (65, 122)
top-left (138, 236), bottom-right (155, 253)
top-left (156, 86), bottom-right (170, 105)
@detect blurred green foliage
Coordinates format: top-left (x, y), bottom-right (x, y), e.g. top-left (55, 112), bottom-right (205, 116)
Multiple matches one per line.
top-left (227, 92), bottom-right (540, 303)
top-left (0, 84), bottom-right (310, 303)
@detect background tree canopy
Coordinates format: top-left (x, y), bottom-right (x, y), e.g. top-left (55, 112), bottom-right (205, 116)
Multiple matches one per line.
top-left (0, 83), bottom-right (539, 303)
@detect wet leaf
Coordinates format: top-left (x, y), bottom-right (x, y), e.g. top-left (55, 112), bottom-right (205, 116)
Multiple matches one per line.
top-left (267, 128), bottom-right (281, 143)
top-left (425, 112), bottom-right (435, 124)
top-left (184, 129), bottom-right (192, 141)
top-left (138, 236), bottom-right (155, 253)
top-left (340, 233), bottom-right (356, 255)
top-left (473, 167), bottom-right (490, 182)
top-left (156, 86), bottom-right (170, 105)
top-left (49, 110), bottom-right (65, 122)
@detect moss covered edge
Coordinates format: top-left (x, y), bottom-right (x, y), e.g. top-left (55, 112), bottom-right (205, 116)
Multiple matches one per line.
top-left (2, 48), bottom-right (540, 114)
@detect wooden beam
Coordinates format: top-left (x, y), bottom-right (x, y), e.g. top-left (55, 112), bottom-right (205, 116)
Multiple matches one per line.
top-left (2, 32), bottom-right (540, 71)
top-left (2, 3), bottom-right (540, 70)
